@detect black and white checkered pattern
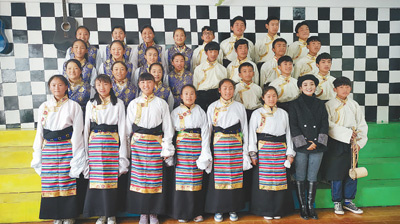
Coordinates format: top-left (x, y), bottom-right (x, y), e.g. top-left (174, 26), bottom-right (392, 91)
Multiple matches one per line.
top-left (0, 2), bottom-right (399, 128)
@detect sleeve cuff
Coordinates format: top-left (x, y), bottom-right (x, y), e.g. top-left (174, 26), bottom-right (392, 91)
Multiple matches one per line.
top-left (318, 133), bottom-right (328, 147)
top-left (292, 135), bottom-right (307, 148)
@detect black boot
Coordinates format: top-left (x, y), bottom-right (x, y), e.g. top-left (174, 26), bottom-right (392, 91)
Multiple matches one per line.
top-left (296, 181), bottom-right (309, 220)
top-left (308, 181), bottom-right (318, 219)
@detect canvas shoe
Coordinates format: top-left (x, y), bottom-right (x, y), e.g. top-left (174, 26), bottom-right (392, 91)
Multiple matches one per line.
top-left (334, 202), bottom-right (344, 215)
top-left (214, 213), bottom-right (223, 222)
top-left (229, 212), bottom-right (238, 221)
top-left (343, 201), bottom-right (363, 214)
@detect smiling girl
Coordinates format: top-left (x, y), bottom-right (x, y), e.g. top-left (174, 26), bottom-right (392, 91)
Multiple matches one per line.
top-left (99, 40), bottom-right (134, 82)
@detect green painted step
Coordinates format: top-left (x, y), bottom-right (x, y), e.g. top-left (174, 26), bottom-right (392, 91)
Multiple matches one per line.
top-left (367, 123), bottom-right (400, 139)
top-left (359, 139), bottom-right (400, 158)
top-left (358, 157), bottom-right (400, 180)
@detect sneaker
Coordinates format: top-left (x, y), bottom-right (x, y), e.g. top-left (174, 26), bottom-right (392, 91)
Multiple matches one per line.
top-left (274, 216), bottom-right (281, 219)
top-left (107, 216), bottom-right (116, 224)
top-left (214, 213), bottom-right (223, 222)
top-left (178, 220), bottom-right (188, 223)
top-left (334, 202), bottom-right (344, 215)
top-left (149, 214), bottom-right (159, 224)
top-left (63, 219), bottom-right (75, 224)
top-left (54, 220), bottom-right (62, 224)
top-left (343, 201), bottom-right (363, 214)
top-left (139, 214), bottom-right (148, 224)
top-left (96, 216), bottom-right (106, 224)
top-left (263, 216), bottom-right (273, 220)
top-left (229, 212), bottom-right (238, 221)
top-left (193, 215), bottom-right (204, 222)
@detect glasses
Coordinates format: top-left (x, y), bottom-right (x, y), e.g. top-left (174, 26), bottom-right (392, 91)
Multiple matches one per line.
top-left (202, 31), bottom-right (214, 36)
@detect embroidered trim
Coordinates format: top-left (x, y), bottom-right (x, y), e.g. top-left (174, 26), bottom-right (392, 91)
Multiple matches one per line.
top-left (334, 96), bottom-right (348, 124)
top-left (134, 94), bottom-right (155, 124)
top-left (197, 60), bottom-right (216, 89)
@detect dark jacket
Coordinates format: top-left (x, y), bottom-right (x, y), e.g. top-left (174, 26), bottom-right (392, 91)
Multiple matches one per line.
top-left (289, 94), bottom-right (329, 153)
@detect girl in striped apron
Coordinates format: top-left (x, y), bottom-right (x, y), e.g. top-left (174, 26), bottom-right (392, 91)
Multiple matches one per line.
top-left (82, 74), bottom-right (128, 224)
top-left (169, 84), bottom-right (212, 222)
top-left (204, 78), bottom-right (253, 222)
top-left (126, 73), bottom-right (175, 224)
top-left (32, 75), bottom-right (85, 224)
top-left (248, 86), bottom-right (295, 220)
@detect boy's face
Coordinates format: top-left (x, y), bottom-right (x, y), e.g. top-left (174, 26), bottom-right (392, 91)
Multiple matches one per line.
top-left (112, 28), bottom-right (126, 41)
top-left (201, 30), bottom-right (215, 44)
top-left (300, 80), bottom-right (316, 96)
top-left (145, 49), bottom-right (159, 64)
top-left (334, 85), bottom-right (351, 100)
top-left (206, 49), bottom-right (219, 62)
top-left (235, 44), bottom-right (248, 60)
top-left (239, 66), bottom-right (254, 83)
top-left (173, 29), bottom-right (186, 46)
top-left (307, 41), bottom-right (321, 55)
top-left (296, 25), bottom-right (310, 40)
top-left (266, 20), bottom-right (279, 35)
top-left (150, 65), bottom-right (163, 83)
top-left (172, 55), bottom-right (185, 72)
top-left (139, 79), bottom-right (155, 96)
top-left (272, 41), bottom-right (287, 57)
top-left (316, 59), bottom-right (332, 74)
top-left (278, 61), bottom-right (293, 76)
top-left (231, 20), bottom-right (246, 36)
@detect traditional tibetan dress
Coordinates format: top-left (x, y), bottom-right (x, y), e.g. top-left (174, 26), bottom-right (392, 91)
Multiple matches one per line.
top-left (248, 105), bottom-right (295, 217)
top-left (269, 75), bottom-right (300, 112)
top-left (226, 57), bottom-right (259, 85)
top-left (98, 42), bottom-right (134, 70)
top-left (68, 78), bottom-right (91, 114)
top-left (166, 44), bottom-right (193, 73)
top-left (220, 35), bottom-right (255, 67)
top-left (287, 39), bottom-right (308, 65)
top-left (112, 78), bottom-right (138, 108)
top-left (133, 42), bottom-right (165, 69)
top-left (204, 98), bottom-right (252, 213)
top-left (61, 59), bottom-right (97, 86)
top-left (99, 58), bottom-right (134, 82)
top-left (168, 69), bottom-right (193, 108)
top-left (65, 44), bottom-right (99, 68)
top-left (31, 95), bottom-right (85, 219)
top-left (233, 81), bottom-right (263, 122)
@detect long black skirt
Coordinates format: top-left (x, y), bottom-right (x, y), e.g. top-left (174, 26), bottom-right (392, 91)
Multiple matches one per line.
top-left (322, 138), bottom-right (352, 181)
top-left (83, 188), bottom-right (118, 217)
top-left (250, 165), bottom-right (294, 217)
top-left (39, 195), bottom-right (78, 219)
top-left (204, 170), bottom-right (245, 213)
top-left (76, 174), bottom-right (88, 214)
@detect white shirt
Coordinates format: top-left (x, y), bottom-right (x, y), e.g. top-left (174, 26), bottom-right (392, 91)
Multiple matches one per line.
top-left (171, 104), bottom-right (213, 173)
top-left (207, 99), bottom-right (252, 171)
top-left (84, 98), bottom-right (129, 175)
top-left (260, 56), bottom-right (280, 86)
top-left (314, 72), bottom-right (336, 101)
top-left (269, 75), bottom-right (300, 103)
top-left (220, 35), bottom-right (255, 62)
top-left (293, 54), bottom-right (318, 79)
top-left (32, 96), bottom-right (85, 178)
top-left (325, 97), bottom-right (368, 148)
top-left (126, 94), bottom-right (175, 157)
top-left (192, 43), bottom-right (224, 71)
top-left (234, 81), bottom-right (263, 110)
top-left (227, 58), bottom-right (259, 85)
top-left (98, 44), bottom-right (136, 72)
top-left (287, 39), bottom-right (308, 65)
top-left (255, 34), bottom-right (280, 63)
top-left (248, 106), bottom-right (295, 156)
top-left (193, 60), bottom-right (228, 91)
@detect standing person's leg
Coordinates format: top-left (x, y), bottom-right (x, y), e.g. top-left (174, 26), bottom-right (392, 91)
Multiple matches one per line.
top-left (331, 180), bottom-right (344, 214)
top-left (306, 152), bottom-right (324, 219)
top-left (343, 176), bottom-right (363, 214)
top-left (294, 152), bottom-right (309, 219)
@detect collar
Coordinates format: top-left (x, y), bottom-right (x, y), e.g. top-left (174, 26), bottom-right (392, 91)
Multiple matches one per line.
top-left (279, 74), bottom-right (291, 82)
top-left (240, 80), bottom-right (252, 87)
top-left (174, 69), bottom-right (185, 76)
top-left (51, 94), bottom-right (69, 107)
top-left (180, 103), bottom-right (196, 111)
top-left (206, 59), bottom-right (217, 66)
top-left (232, 34), bottom-right (243, 41)
top-left (100, 95), bottom-right (111, 105)
top-left (116, 78), bottom-right (128, 88)
top-left (142, 93), bottom-right (155, 102)
top-left (237, 57), bottom-right (248, 64)
top-left (336, 96), bottom-right (348, 105)
top-left (263, 104), bottom-right (278, 115)
top-left (299, 39), bottom-right (307, 45)
top-left (267, 33), bottom-right (278, 40)
top-left (219, 97), bottom-right (234, 107)
top-left (317, 72), bottom-right (330, 80)
top-left (307, 53), bottom-right (316, 61)
top-left (175, 44), bottom-right (187, 51)
top-left (155, 81), bottom-right (163, 90)
top-left (68, 78), bottom-right (83, 90)
top-left (145, 41), bottom-right (155, 47)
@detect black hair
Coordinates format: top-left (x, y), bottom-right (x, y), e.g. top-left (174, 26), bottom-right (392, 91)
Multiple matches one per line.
top-left (138, 72), bottom-right (155, 83)
top-left (204, 41), bottom-right (220, 52)
top-left (149, 62), bottom-right (164, 73)
top-left (173, 27), bottom-right (186, 37)
top-left (201, 26), bottom-right (215, 35)
top-left (109, 40), bottom-right (125, 60)
top-left (278, 55), bottom-right (293, 66)
top-left (140, 25), bottom-right (155, 34)
top-left (91, 74), bottom-right (118, 106)
top-left (266, 16), bottom-right (280, 25)
top-left (234, 39), bottom-right (248, 50)
top-left (218, 78), bottom-right (236, 89)
top-left (333, 76), bottom-right (352, 88)
top-left (272, 38), bottom-right (287, 49)
top-left (75, 26), bottom-right (90, 37)
top-left (260, 86), bottom-right (278, 105)
top-left (48, 75), bottom-right (69, 97)
top-left (180, 84), bottom-right (197, 96)
top-left (112, 25), bottom-right (126, 34)
top-left (295, 21), bottom-right (309, 33)
top-left (307, 36), bottom-right (321, 45)
top-left (239, 62), bottom-right (254, 73)
top-left (145, 46), bottom-right (159, 55)
top-left (65, 58), bottom-right (83, 74)
top-left (111, 61), bottom-right (128, 71)
top-left (171, 53), bottom-right (185, 61)
top-left (316, 52), bottom-right (332, 64)
top-left (71, 39), bottom-right (89, 61)
top-left (231, 16), bottom-right (246, 27)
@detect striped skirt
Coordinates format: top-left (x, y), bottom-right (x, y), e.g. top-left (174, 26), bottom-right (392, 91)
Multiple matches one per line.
top-left (176, 134), bottom-right (203, 191)
top-left (258, 141), bottom-right (287, 191)
top-left (41, 139), bottom-right (76, 197)
top-left (130, 134), bottom-right (163, 194)
top-left (88, 132), bottom-right (119, 189)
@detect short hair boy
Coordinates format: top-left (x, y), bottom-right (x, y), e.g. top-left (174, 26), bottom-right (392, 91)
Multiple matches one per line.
top-left (287, 21), bottom-right (310, 65)
top-left (192, 26), bottom-right (224, 71)
top-left (255, 16), bottom-right (281, 64)
top-left (314, 52), bottom-right (336, 101)
top-left (259, 38), bottom-right (287, 86)
top-left (293, 36), bottom-right (321, 79)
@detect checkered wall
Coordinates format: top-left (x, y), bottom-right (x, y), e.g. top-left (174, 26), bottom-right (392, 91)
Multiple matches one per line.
top-left (0, 2), bottom-right (399, 128)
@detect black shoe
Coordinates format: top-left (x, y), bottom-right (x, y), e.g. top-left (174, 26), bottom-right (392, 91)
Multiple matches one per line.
top-left (296, 181), bottom-right (309, 220)
top-left (308, 181), bottom-right (318, 219)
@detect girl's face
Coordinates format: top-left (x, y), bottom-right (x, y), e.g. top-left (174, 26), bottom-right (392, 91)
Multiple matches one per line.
top-left (300, 80), bottom-right (316, 96)
top-left (172, 55), bottom-right (185, 72)
top-left (49, 78), bottom-right (68, 100)
top-left (112, 28), bottom-right (126, 41)
top-left (66, 62), bottom-right (81, 81)
top-left (75, 28), bottom-right (90, 43)
top-left (139, 79), bottom-right (155, 96)
top-left (145, 48), bottom-right (159, 64)
top-left (72, 41), bottom-right (87, 60)
top-left (219, 81), bottom-right (235, 101)
top-left (110, 43), bottom-right (125, 61)
top-left (173, 29), bottom-right (186, 46)
top-left (150, 65), bottom-right (163, 83)
top-left (112, 63), bottom-right (127, 82)
top-left (95, 80), bottom-right (112, 98)
top-left (262, 89), bottom-right (278, 107)
top-left (141, 27), bottom-right (155, 44)
top-left (180, 86), bottom-right (196, 107)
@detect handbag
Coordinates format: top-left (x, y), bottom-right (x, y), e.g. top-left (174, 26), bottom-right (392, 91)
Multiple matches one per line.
top-left (349, 127), bottom-right (368, 180)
